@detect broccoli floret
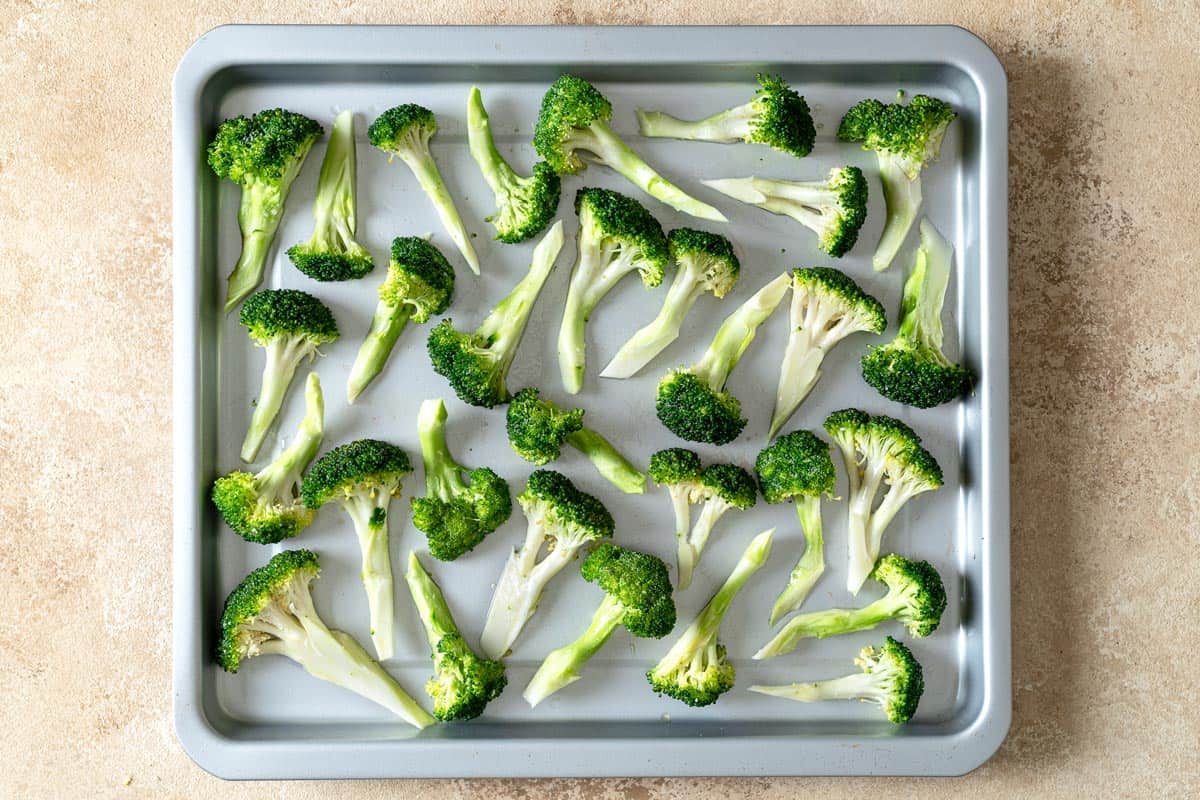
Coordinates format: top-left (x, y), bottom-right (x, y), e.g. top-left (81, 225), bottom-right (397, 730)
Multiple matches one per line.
top-left (601, 228), bottom-right (741, 379)
top-left (347, 236), bottom-right (456, 402)
top-left (467, 87), bottom-right (561, 243)
top-left (410, 399), bottom-right (512, 561)
top-left (637, 74), bottom-right (815, 159)
top-left (217, 549), bottom-right (434, 728)
top-left (524, 543), bottom-right (676, 707)
top-left (823, 409), bottom-right (943, 594)
top-left (208, 108), bottom-right (322, 313)
top-left (506, 387), bottom-right (646, 494)
top-left (837, 94), bottom-right (956, 271)
top-left (301, 439), bottom-right (413, 660)
top-left (754, 554), bottom-right (947, 659)
top-left (647, 529), bottom-right (774, 707)
top-left (427, 221), bottom-right (564, 408)
top-left (369, 104), bottom-right (480, 274)
top-left (648, 447), bottom-right (704, 572)
top-left (533, 75), bottom-right (726, 222)
top-left (755, 430), bottom-right (835, 623)
top-left (861, 219), bottom-right (974, 407)
top-left (480, 470), bottom-right (615, 659)
top-left (404, 552), bottom-right (507, 721)
top-left (212, 373), bottom-right (325, 543)
top-left (767, 268), bottom-right (886, 439)
top-left (673, 463), bottom-right (758, 591)
top-left (557, 188), bottom-right (669, 393)
top-left (287, 110), bottom-right (374, 281)
top-left (238, 289), bottom-right (339, 463)
top-left (749, 636), bottom-right (924, 723)
top-left (655, 272), bottom-right (791, 444)
top-left (703, 166), bottom-right (868, 258)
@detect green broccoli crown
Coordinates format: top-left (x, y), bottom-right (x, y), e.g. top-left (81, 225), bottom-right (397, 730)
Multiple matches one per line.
top-left (822, 407), bottom-right (872, 444)
top-left (886, 438), bottom-right (945, 491)
top-left (646, 642), bottom-right (736, 707)
top-left (211, 471), bottom-right (315, 544)
top-left (300, 439), bottom-right (412, 508)
top-left (425, 319), bottom-right (507, 408)
top-left (858, 636), bottom-right (925, 723)
top-left (754, 430), bottom-right (836, 503)
top-left (217, 548), bottom-right (320, 672)
top-left (746, 74), bottom-right (816, 158)
top-left (648, 447), bottom-right (703, 486)
top-left (379, 237), bottom-right (456, 323)
top-left (427, 632), bottom-right (508, 721)
top-left (815, 167), bottom-right (871, 257)
top-left (862, 340), bottom-right (974, 409)
top-left (287, 246), bottom-right (375, 283)
top-left (581, 543), bottom-right (676, 639)
top-left (505, 387), bottom-right (585, 465)
top-left (518, 469), bottom-right (615, 541)
top-left (367, 104), bottom-right (437, 153)
top-left (492, 162), bottom-right (563, 244)
top-left (793, 267), bottom-right (887, 334)
top-left (668, 228), bottom-right (741, 298)
top-left (532, 74), bottom-right (614, 174)
top-left (699, 463), bottom-right (758, 509)
top-left (576, 187), bottom-right (670, 287)
top-left (872, 554), bottom-right (947, 638)
top-left (207, 108), bottom-right (322, 184)
top-left (858, 414), bottom-right (924, 461)
top-left (238, 289), bottom-right (339, 346)
top-left (656, 370), bottom-right (746, 446)
top-left (411, 467), bottom-right (512, 561)
top-left (837, 95), bottom-right (956, 175)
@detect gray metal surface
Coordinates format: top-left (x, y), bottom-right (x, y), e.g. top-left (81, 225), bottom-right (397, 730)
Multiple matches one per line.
top-left (173, 24), bottom-right (1009, 779)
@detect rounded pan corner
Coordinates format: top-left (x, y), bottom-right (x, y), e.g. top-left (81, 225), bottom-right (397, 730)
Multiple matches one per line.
top-left (941, 687), bottom-right (1013, 776)
top-left (927, 25), bottom-right (1008, 94)
top-left (172, 24), bottom-right (266, 103)
top-left (173, 697), bottom-right (241, 782)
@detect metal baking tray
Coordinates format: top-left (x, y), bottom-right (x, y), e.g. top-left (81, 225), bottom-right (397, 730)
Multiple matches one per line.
top-left (173, 24), bottom-right (1009, 779)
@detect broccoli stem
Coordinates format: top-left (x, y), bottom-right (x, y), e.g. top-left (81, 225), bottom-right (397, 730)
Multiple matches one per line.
top-left (405, 551), bottom-right (458, 649)
top-left (523, 593), bottom-right (625, 707)
top-left (311, 110), bottom-right (358, 251)
top-left (346, 300), bottom-right (412, 403)
top-left (226, 158), bottom-right (305, 313)
top-left (601, 259), bottom-right (707, 379)
top-left (569, 121), bottom-right (726, 222)
top-left (873, 155), bottom-right (923, 272)
top-left (241, 335), bottom-right (312, 463)
top-left (557, 239), bottom-right (633, 393)
top-left (865, 482), bottom-right (922, 560)
top-left (677, 500), bottom-right (730, 591)
top-left (253, 373), bottom-right (325, 495)
top-left (900, 219), bottom-right (953, 351)
top-left (227, 229), bottom-right (275, 315)
top-left (416, 398), bottom-right (465, 500)
top-left (667, 486), bottom-right (692, 563)
top-left (343, 493), bottom-right (396, 660)
top-left (636, 104), bottom-right (757, 143)
top-left (692, 272), bottom-right (791, 392)
top-left (768, 496), bottom-right (825, 624)
top-left (846, 455), bottom-right (889, 595)
top-left (467, 86), bottom-right (520, 202)
top-left (399, 147), bottom-right (480, 275)
top-left (565, 428), bottom-right (646, 494)
top-left (749, 671), bottom-right (881, 703)
top-left (754, 595), bottom-right (903, 659)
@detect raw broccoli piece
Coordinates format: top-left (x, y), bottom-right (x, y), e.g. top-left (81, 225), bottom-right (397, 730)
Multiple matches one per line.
top-left (212, 373), bottom-right (325, 543)
top-left (754, 554), bottom-right (947, 659)
top-left (755, 430), bottom-right (835, 623)
top-left (238, 289), bottom-right (339, 463)
top-left (647, 529), bottom-right (774, 707)
top-left (480, 470), bottom-right (615, 659)
top-left (347, 236), bottom-right (455, 402)
top-left (675, 463), bottom-right (758, 591)
top-left (208, 108), bottom-right (322, 313)
top-left (427, 221), bottom-right (564, 408)
top-left (601, 228), bottom-right (741, 379)
top-left (558, 188), bottom-right (669, 393)
top-left (369, 104), bottom-right (480, 274)
top-left (648, 448), bottom-right (705, 575)
top-left (533, 74), bottom-right (726, 221)
top-left (768, 268), bottom-right (886, 439)
top-left (506, 387), bottom-right (646, 495)
top-left (301, 439), bottom-right (413, 660)
top-left (217, 549), bottom-right (434, 728)
top-left (637, 74), bottom-right (815, 159)
top-left (824, 408), bottom-right (944, 594)
top-left (405, 552), bottom-right (507, 721)
top-left (467, 87), bottom-right (561, 243)
top-left (655, 272), bottom-right (791, 444)
top-left (524, 543), bottom-right (676, 707)
top-left (411, 399), bottom-right (512, 561)
top-left (749, 636), bottom-right (924, 723)
top-left (837, 94), bottom-right (956, 271)
top-left (861, 219), bottom-right (974, 407)
top-left (702, 166), bottom-right (868, 258)
top-left (287, 109), bottom-right (374, 281)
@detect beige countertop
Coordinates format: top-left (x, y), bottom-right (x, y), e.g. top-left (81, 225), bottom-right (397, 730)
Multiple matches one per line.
top-left (1, 1), bottom-right (1197, 797)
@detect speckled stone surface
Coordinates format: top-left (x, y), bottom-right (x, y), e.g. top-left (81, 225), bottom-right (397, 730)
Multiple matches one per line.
top-left (1, 1), bottom-right (1197, 797)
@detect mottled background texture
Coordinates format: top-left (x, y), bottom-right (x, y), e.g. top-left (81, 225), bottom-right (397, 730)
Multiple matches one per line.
top-left (1, 1), bottom-right (1197, 798)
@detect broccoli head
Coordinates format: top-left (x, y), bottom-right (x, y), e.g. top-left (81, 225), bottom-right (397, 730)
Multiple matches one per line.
top-left (671, 463), bottom-right (757, 590)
